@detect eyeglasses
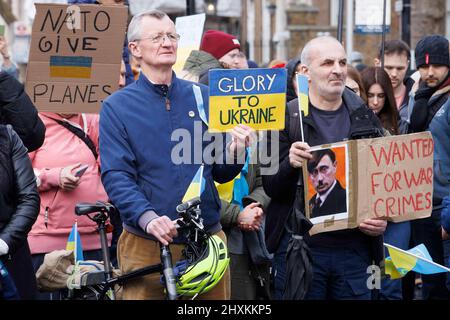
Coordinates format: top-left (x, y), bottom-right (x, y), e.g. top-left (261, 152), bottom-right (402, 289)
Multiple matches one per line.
top-left (135, 33), bottom-right (181, 44)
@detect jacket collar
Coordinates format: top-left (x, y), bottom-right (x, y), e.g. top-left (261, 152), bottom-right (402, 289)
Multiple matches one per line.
top-left (137, 71), bottom-right (178, 96)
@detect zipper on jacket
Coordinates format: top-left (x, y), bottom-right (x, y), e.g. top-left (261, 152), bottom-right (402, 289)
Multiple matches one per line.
top-left (44, 207), bottom-right (49, 229)
top-left (44, 188), bottom-right (59, 229)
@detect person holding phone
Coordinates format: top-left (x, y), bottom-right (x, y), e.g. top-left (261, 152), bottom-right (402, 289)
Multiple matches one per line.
top-left (28, 112), bottom-right (110, 300)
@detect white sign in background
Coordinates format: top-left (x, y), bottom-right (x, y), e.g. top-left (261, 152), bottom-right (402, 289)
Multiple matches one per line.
top-left (173, 13), bottom-right (206, 73)
top-left (355, 0), bottom-right (391, 33)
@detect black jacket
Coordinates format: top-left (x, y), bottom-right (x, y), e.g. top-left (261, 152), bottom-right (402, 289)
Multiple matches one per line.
top-left (309, 180), bottom-right (347, 218)
top-left (0, 72), bottom-right (45, 152)
top-left (0, 125), bottom-right (40, 254)
top-left (262, 88), bottom-right (383, 252)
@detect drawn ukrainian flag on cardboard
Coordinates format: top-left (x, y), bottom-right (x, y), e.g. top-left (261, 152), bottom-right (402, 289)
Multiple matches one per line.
top-left (50, 56), bottom-right (92, 79)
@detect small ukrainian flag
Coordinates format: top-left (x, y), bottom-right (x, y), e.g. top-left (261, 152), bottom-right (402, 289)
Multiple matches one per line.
top-left (66, 221), bottom-right (84, 262)
top-left (297, 74), bottom-right (309, 116)
top-left (182, 164), bottom-right (205, 203)
top-left (385, 243), bottom-right (450, 279)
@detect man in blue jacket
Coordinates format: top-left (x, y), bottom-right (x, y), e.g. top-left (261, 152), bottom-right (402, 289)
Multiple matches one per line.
top-left (409, 34), bottom-right (450, 300)
top-left (99, 9), bottom-right (251, 300)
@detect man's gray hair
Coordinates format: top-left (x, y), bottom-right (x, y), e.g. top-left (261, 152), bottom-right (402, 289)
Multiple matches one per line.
top-left (300, 36), bottom-right (343, 67)
top-left (127, 9), bottom-right (168, 42)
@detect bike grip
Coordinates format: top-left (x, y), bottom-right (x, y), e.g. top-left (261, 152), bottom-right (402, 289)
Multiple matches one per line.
top-left (176, 197), bottom-right (201, 213)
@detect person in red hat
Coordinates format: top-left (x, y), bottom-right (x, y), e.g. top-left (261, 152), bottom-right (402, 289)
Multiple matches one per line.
top-left (200, 30), bottom-right (248, 70)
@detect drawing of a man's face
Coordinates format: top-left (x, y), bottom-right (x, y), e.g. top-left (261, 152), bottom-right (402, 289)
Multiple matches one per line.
top-left (308, 151), bottom-right (337, 195)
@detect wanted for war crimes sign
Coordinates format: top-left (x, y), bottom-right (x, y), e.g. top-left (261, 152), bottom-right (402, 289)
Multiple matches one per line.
top-left (25, 4), bottom-right (128, 113)
top-left (209, 68), bottom-right (286, 132)
top-left (304, 132), bottom-right (434, 235)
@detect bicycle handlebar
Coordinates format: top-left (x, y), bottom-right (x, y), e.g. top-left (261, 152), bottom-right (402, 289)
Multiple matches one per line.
top-left (176, 197), bottom-right (201, 213)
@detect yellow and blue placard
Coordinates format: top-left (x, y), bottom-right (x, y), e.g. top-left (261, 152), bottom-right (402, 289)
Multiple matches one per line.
top-left (209, 68), bottom-right (286, 132)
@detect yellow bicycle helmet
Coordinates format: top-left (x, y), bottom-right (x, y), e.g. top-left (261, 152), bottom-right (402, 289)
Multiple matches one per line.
top-left (174, 234), bottom-right (229, 297)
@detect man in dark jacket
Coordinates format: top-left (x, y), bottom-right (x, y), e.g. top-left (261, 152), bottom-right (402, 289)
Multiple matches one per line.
top-left (408, 34), bottom-right (450, 300)
top-left (263, 36), bottom-right (387, 300)
top-left (0, 71), bottom-right (45, 152)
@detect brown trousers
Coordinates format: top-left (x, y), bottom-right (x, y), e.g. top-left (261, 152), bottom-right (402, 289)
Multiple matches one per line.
top-left (117, 229), bottom-right (231, 300)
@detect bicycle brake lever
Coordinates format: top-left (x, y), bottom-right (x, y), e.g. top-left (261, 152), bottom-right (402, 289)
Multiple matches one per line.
top-left (176, 219), bottom-right (187, 229)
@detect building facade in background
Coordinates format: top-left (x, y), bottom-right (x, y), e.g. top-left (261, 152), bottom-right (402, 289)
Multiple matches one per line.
top-left (0, 0), bottom-right (448, 70)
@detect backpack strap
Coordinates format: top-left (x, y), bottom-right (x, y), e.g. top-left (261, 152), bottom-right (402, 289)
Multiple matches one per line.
top-left (287, 99), bottom-right (301, 143)
top-left (286, 100), bottom-right (305, 188)
top-left (47, 117), bottom-right (98, 160)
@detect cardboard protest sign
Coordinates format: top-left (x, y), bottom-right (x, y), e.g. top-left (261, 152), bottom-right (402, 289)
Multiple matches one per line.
top-left (25, 4), bottom-right (128, 113)
top-left (173, 13), bottom-right (205, 74)
top-left (303, 132), bottom-right (434, 235)
top-left (209, 68), bottom-right (286, 132)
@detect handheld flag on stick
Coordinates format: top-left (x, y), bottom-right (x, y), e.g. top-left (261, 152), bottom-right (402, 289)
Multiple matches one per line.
top-left (182, 164), bottom-right (206, 203)
top-left (384, 243), bottom-right (450, 280)
top-left (296, 74), bottom-right (309, 142)
top-left (66, 221), bottom-right (84, 262)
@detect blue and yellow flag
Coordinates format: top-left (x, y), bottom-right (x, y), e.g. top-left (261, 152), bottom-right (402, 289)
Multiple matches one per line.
top-left (182, 164), bottom-right (206, 203)
top-left (296, 74), bottom-right (309, 117)
top-left (66, 222), bottom-right (84, 262)
top-left (50, 55), bottom-right (92, 79)
top-left (384, 243), bottom-right (450, 279)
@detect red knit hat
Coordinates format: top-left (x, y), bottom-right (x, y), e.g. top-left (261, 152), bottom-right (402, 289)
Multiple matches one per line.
top-left (200, 30), bottom-right (241, 60)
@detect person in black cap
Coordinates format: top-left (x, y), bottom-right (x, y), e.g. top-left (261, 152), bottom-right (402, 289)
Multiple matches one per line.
top-left (409, 34), bottom-right (450, 300)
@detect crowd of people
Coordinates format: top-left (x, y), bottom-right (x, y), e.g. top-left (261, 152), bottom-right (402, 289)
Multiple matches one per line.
top-left (0, 3), bottom-right (449, 301)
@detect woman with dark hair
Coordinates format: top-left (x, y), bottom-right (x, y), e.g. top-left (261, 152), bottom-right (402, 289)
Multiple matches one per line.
top-left (346, 65), bottom-right (367, 102)
top-left (361, 67), bottom-right (410, 300)
top-left (361, 67), bottom-right (405, 134)
top-left (0, 125), bottom-right (40, 299)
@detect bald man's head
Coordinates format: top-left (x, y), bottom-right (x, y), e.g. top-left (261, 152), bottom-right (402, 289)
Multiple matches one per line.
top-left (300, 36), bottom-right (345, 67)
